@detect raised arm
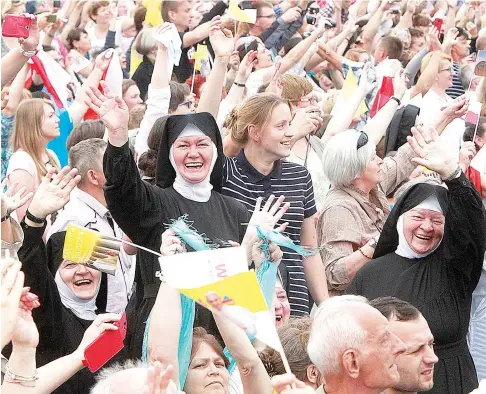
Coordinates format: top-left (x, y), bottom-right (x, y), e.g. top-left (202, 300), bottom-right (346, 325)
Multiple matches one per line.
top-left (148, 230), bottom-right (184, 385)
top-left (197, 17), bottom-right (233, 118)
top-left (363, 71), bottom-right (407, 145)
top-left (361, 0), bottom-right (389, 52)
top-left (134, 23), bottom-right (172, 157)
top-left (213, 313), bottom-right (273, 394)
top-left (2, 64), bottom-right (29, 116)
top-left (182, 20), bottom-right (211, 48)
top-left (68, 49), bottom-right (114, 126)
top-left (1, 17), bottom-right (40, 88)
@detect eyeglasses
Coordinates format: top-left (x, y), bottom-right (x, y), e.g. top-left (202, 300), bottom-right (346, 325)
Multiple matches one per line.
top-left (258, 13), bottom-right (275, 19)
top-left (357, 132), bottom-right (369, 150)
top-left (292, 95), bottom-right (318, 104)
top-left (178, 99), bottom-right (194, 109)
top-left (439, 65), bottom-right (454, 73)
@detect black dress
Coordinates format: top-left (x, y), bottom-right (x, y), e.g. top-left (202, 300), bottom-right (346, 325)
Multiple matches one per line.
top-left (347, 173), bottom-right (486, 394)
top-left (104, 142), bottom-right (250, 358)
top-left (13, 221), bottom-right (127, 394)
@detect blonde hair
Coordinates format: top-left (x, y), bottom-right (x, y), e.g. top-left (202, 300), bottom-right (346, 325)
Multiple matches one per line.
top-left (321, 89), bottom-right (339, 115)
top-left (281, 74), bottom-right (313, 103)
top-left (11, 99), bottom-right (61, 182)
top-left (224, 93), bottom-right (287, 145)
top-left (420, 51), bottom-right (451, 74)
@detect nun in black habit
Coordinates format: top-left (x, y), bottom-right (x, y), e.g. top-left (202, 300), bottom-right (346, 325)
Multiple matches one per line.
top-left (346, 129), bottom-right (486, 394)
top-left (103, 112), bottom-right (270, 358)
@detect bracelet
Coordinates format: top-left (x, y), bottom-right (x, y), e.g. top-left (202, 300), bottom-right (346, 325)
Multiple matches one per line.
top-left (4, 364), bottom-right (38, 387)
top-left (25, 209), bottom-right (47, 224)
top-left (390, 96), bottom-right (401, 106)
top-left (233, 81), bottom-right (246, 87)
top-left (359, 247), bottom-right (373, 260)
top-left (441, 166), bottom-right (461, 181)
top-left (19, 47), bottom-right (38, 58)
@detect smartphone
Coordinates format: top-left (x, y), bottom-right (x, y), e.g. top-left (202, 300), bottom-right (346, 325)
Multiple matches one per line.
top-left (47, 14), bottom-right (57, 22)
top-left (53, 0), bottom-right (61, 8)
top-left (83, 313), bottom-right (127, 372)
top-left (433, 18), bottom-right (443, 36)
top-left (2, 14), bottom-right (32, 39)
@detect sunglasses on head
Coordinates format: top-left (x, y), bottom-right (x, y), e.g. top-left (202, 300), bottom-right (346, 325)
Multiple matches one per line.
top-left (357, 132), bottom-right (369, 150)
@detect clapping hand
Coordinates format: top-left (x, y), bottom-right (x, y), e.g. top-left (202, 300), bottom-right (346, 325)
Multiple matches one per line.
top-left (1, 179), bottom-right (33, 220)
top-left (440, 96), bottom-right (469, 119)
top-left (144, 363), bottom-right (182, 394)
top-left (27, 167), bottom-right (81, 220)
top-left (1, 253), bottom-right (25, 350)
top-left (236, 50), bottom-right (257, 82)
top-left (407, 126), bottom-right (458, 179)
top-left (12, 286), bottom-right (40, 350)
top-left (209, 16), bottom-right (234, 58)
top-left (85, 81), bottom-right (129, 146)
top-left (271, 374), bottom-right (316, 394)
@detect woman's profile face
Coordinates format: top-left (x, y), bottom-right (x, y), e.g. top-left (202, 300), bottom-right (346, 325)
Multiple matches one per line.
top-left (402, 208), bottom-right (445, 254)
top-left (173, 94), bottom-right (195, 115)
top-left (184, 342), bottom-right (229, 394)
top-left (123, 85), bottom-right (143, 111)
top-left (41, 103), bottom-right (60, 140)
top-left (172, 135), bottom-right (213, 184)
top-left (58, 260), bottom-right (101, 300)
top-left (254, 103), bottom-right (293, 160)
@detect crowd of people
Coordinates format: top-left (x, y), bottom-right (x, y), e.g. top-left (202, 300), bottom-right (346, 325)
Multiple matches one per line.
top-left (2, 0), bottom-right (486, 392)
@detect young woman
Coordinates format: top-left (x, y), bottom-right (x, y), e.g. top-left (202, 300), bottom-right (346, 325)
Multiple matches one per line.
top-left (122, 79), bottom-right (143, 111)
top-left (223, 93), bottom-right (329, 316)
top-left (6, 98), bottom-right (61, 222)
top-left (16, 167), bottom-right (126, 394)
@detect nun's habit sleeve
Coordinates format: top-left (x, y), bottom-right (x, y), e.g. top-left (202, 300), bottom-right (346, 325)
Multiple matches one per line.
top-left (103, 142), bottom-right (163, 246)
top-left (442, 172), bottom-right (486, 286)
top-left (17, 221), bottom-right (64, 355)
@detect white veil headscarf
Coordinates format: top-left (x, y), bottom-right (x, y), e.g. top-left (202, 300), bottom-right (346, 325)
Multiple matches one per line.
top-left (169, 125), bottom-right (218, 203)
top-left (395, 195), bottom-right (444, 259)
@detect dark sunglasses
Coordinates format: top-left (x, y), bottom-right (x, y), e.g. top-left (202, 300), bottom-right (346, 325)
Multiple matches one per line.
top-left (357, 132), bottom-right (369, 150)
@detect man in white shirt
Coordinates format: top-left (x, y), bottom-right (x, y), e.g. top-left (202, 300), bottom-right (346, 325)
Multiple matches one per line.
top-left (48, 138), bottom-right (136, 313)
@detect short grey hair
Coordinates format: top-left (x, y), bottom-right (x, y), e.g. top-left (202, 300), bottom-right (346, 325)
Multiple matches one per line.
top-left (135, 27), bottom-right (157, 56)
top-left (460, 64), bottom-right (474, 90)
top-left (322, 129), bottom-right (376, 188)
top-left (90, 359), bottom-right (144, 394)
top-left (68, 138), bottom-right (107, 185)
top-left (307, 295), bottom-right (369, 375)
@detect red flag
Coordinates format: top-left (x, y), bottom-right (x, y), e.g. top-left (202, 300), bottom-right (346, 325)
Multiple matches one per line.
top-left (370, 76), bottom-right (394, 118)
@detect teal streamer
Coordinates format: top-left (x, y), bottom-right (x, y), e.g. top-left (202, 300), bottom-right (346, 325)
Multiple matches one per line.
top-left (141, 215), bottom-right (211, 389)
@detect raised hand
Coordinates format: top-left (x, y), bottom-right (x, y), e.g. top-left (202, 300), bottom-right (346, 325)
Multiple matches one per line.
top-left (358, 63), bottom-right (376, 95)
top-left (155, 22), bottom-right (175, 50)
top-left (160, 230), bottom-right (184, 256)
top-left (252, 240), bottom-right (283, 270)
top-left (459, 141), bottom-right (477, 170)
top-left (271, 373), bottom-right (316, 394)
top-left (209, 16), bottom-right (234, 58)
top-left (94, 49), bottom-right (115, 72)
top-left (27, 167), bottom-right (81, 219)
top-left (12, 287), bottom-right (40, 350)
top-left (73, 313), bottom-right (122, 361)
top-left (392, 69), bottom-right (407, 100)
top-left (144, 363), bottom-right (181, 394)
top-left (440, 96), bottom-right (469, 119)
top-left (248, 195), bottom-right (290, 233)
top-left (1, 179), bottom-right (33, 220)
top-left (427, 26), bottom-right (442, 51)
top-left (407, 126), bottom-right (458, 179)
top-left (19, 15), bottom-right (40, 52)
top-left (85, 81), bottom-right (129, 146)
top-left (290, 106), bottom-right (323, 138)
top-left (266, 59), bottom-right (283, 95)
top-left (229, 50), bottom-right (240, 72)
top-left (1, 253), bottom-right (25, 350)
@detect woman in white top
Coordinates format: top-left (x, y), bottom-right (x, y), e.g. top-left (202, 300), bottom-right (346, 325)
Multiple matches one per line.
top-left (6, 98), bottom-right (61, 222)
top-left (66, 28), bottom-right (92, 82)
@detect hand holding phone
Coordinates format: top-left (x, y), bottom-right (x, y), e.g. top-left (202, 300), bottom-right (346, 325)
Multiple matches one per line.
top-left (2, 14), bottom-right (33, 39)
top-left (82, 313), bottom-right (127, 372)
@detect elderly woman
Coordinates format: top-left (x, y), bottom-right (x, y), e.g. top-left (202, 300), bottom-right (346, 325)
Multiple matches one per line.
top-left (317, 127), bottom-right (419, 296)
top-left (346, 128), bottom-right (486, 394)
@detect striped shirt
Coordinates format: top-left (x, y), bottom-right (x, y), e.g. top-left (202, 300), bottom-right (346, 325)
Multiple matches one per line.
top-left (223, 150), bottom-right (317, 316)
top-left (445, 62), bottom-right (465, 99)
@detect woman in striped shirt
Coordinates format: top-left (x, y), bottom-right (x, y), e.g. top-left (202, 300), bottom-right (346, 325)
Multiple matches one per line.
top-left (223, 94), bottom-right (329, 316)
